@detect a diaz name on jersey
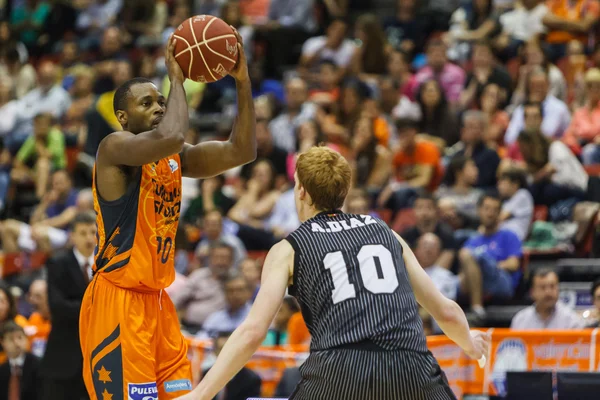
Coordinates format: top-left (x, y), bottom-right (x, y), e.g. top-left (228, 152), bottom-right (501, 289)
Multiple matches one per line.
top-left (286, 211), bottom-right (428, 353)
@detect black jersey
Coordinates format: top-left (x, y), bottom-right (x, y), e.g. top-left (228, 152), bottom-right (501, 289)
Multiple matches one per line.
top-left (286, 210), bottom-right (428, 353)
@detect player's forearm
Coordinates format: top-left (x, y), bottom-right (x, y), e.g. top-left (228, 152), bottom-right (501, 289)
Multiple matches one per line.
top-left (157, 80), bottom-right (189, 142)
top-left (192, 323), bottom-right (265, 400)
top-left (435, 300), bottom-right (475, 355)
top-left (229, 79), bottom-right (257, 164)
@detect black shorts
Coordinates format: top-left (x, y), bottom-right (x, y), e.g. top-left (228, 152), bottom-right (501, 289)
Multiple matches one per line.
top-left (289, 347), bottom-right (456, 400)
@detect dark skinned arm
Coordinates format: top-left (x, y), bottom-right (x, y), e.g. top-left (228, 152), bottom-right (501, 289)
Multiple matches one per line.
top-left (180, 28), bottom-right (256, 179)
top-left (98, 35), bottom-right (188, 167)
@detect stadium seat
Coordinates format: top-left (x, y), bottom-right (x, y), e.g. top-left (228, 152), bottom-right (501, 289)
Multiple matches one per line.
top-left (584, 164), bottom-right (600, 177)
top-left (532, 205), bottom-right (548, 222)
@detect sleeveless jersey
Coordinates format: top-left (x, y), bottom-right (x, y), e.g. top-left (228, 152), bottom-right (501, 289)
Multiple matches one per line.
top-left (287, 211), bottom-right (427, 353)
top-left (92, 155), bottom-right (183, 291)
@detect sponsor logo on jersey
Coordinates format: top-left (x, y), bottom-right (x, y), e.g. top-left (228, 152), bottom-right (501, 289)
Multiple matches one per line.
top-left (128, 382), bottom-right (158, 400)
top-left (164, 379), bottom-right (193, 392)
top-left (213, 63), bottom-right (227, 77)
top-left (168, 159), bottom-right (179, 173)
top-left (226, 39), bottom-right (238, 57)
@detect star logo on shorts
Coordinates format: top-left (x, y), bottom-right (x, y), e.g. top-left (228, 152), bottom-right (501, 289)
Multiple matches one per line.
top-left (97, 365), bottom-right (112, 383)
top-left (102, 388), bottom-right (113, 400)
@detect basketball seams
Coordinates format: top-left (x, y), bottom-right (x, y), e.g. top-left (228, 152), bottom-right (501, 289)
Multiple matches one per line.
top-left (173, 34), bottom-right (236, 59)
top-left (173, 34), bottom-right (194, 79)
top-left (203, 37), bottom-right (237, 64)
top-left (189, 16), bottom-right (217, 81)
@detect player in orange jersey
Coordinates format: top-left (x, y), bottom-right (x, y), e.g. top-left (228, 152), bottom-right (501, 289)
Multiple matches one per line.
top-left (79, 29), bottom-right (255, 400)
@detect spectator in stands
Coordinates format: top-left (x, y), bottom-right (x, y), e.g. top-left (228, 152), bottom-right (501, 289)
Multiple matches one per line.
top-left (498, 168), bottom-right (534, 241)
top-left (12, 61), bottom-right (71, 151)
top-left (511, 40), bottom-right (568, 106)
top-left (41, 211), bottom-right (95, 400)
top-left (378, 118), bottom-right (442, 212)
top-left (378, 76), bottom-right (420, 122)
top-left (511, 269), bottom-right (584, 329)
top-left (12, 113), bottom-right (66, 199)
top-left (266, 187), bottom-right (300, 239)
top-left (495, 0), bottom-right (549, 60)
top-left (517, 128), bottom-right (587, 206)
top-left (460, 195), bottom-right (523, 319)
top-left (447, 0), bottom-right (498, 57)
top-left (320, 78), bottom-right (389, 149)
top-left (308, 61), bottom-right (342, 104)
top-left (24, 279), bottom-right (50, 358)
top-left (228, 160), bottom-right (281, 250)
top-left (479, 83), bottom-right (510, 153)
top-left (447, 110), bottom-right (501, 189)
top-left (299, 18), bottom-right (355, 74)
top-left (240, 258), bottom-right (261, 301)
top-left (0, 283), bottom-right (27, 364)
top-left (409, 39), bottom-right (466, 104)
top-left (345, 189), bottom-right (372, 216)
top-left (203, 331), bottom-right (262, 400)
top-left (269, 77), bottom-right (316, 153)
top-left (350, 14), bottom-right (389, 79)
top-left (505, 67), bottom-right (571, 145)
top-left (414, 233), bottom-right (460, 301)
top-left (563, 68), bottom-right (600, 165)
top-left (172, 242), bottom-right (234, 331)
top-left (542, 0), bottom-right (600, 61)
top-left (351, 116), bottom-right (392, 190)
top-left (240, 120), bottom-right (290, 189)
top-left (401, 194), bottom-right (457, 270)
top-left (183, 177), bottom-right (235, 227)
top-left (0, 78), bottom-right (19, 139)
top-left (1, 170), bottom-right (82, 253)
top-left (386, 48), bottom-right (413, 96)
top-left (383, 0), bottom-right (427, 55)
top-left (0, 45), bottom-right (36, 99)
top-left (62, 65), bottom-right (96, 138)
top-left (9, 0), bottom-right (51, 52)
top-left (264, 296), bottom-right (300, 346)
top-left (76, 0), bottom-right (123, 46)
top-left (460, 40), bottom-right (512, 110)
top-left (586, 279), bottom-right (600, 327)
top-left (91, 26), bottom-right (128, 95)
top-left (201, 274), bottom-right (253, 338)
top-left (416, 79), bottom-right (460, 148)
top-left (436, 155), bottom-right (483, 226)
top-left (196, 210), bottom-right (247, 268)
top-left (0, 321), bottom-right (42, 400)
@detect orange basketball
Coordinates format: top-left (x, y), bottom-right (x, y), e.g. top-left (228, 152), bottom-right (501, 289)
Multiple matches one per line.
top-left (173, 15), bottom-right (239, 83)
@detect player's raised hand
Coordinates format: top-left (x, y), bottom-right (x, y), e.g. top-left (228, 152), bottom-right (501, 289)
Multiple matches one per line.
top-left (228, 26), bottom-right (249, 82)
top-left (465, 330), bottom-right (491, 367)
top-left (166, 34), bottom-right (185, 83)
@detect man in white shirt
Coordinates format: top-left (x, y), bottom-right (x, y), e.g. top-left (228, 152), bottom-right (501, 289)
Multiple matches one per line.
top-left (511, 269), bottom-right (584, 329)
top-left (504, 70), bottom-right (571, 145)
top-left (496, 0), bottom-right (549, 59)
top-left (299, 19), bottom-right (356, 70)
top-left (498, 169), bottom-right (534, 241)
top-left (414, 233), bottom-right (460, 301)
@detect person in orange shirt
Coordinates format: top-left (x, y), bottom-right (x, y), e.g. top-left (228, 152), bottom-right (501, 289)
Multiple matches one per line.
top-left (286, 312), bottom-right (310, 347)
top-left (0, 283), bottom-right (28, 364)
top-left (24, 279), bottom-right (51, 358)
top-left (79, 33), bottom-right (256, 400)
top-left (377, 118), bottom-right (443, 212)
top-left (543, 0), bottom-right (600, 59)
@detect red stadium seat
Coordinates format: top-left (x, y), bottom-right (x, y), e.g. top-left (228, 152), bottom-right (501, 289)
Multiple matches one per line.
top-left (584, 164), bottom-right (600, 177)
top-left (533, 205), bottom-right (548, 222)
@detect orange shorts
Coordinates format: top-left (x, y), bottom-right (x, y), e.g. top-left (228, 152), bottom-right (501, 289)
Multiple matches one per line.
top-left (79, 274), bottom-right (192, 400)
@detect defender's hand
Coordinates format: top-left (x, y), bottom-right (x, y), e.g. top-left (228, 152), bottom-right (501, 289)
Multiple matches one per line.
top-left (166, 34), bottom-right (185, 83)
top-left (228, 26), bottom-right (249, 83)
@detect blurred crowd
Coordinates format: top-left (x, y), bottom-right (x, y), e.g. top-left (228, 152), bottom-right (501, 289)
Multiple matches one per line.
top-left (2, 0), bottom-right (600, 398)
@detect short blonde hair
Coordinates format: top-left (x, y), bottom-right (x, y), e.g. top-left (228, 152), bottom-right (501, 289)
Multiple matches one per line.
top-left (296, 146), bottom-right (351, 211)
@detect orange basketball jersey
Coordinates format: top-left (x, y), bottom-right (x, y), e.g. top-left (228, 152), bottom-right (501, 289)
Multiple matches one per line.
top-left (92, 156), bottom-right (183, 291)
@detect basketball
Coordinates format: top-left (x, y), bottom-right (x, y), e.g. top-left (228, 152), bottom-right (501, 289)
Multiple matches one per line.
top-left (173, 15), bottom-right (239, 83)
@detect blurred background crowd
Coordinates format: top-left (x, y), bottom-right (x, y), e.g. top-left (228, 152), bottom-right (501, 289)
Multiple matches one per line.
top-left (2, 0), bottom-right (600, 398)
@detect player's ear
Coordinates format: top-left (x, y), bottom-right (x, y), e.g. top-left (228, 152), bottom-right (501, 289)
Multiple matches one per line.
top-left (115, 110), bottom-right (128, 127)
